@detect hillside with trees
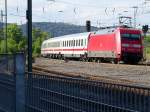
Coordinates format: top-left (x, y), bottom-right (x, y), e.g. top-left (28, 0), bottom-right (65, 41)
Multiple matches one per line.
top-left (21, 22), bottom-right (98, 37)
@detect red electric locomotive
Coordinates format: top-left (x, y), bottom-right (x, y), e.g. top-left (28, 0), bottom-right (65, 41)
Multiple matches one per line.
top-left (88, 27), bottom-right (143, 63)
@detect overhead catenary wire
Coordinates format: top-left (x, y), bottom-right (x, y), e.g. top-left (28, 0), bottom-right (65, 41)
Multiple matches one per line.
top-left (47, 0), bottom-right (150, 9)
top-left (1, 0), bottom-right (150, 26)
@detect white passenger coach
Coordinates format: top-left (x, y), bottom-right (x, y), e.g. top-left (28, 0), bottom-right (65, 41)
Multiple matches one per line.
top-left (41, 32), bottom-right (91, 58)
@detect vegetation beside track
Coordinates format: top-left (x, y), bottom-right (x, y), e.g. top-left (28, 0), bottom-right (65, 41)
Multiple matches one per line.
top-left (145, 35), bottom-right (150, 60)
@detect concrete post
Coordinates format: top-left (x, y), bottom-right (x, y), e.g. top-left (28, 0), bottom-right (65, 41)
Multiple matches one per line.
top-left (15, 53), bottom-right (25, 112)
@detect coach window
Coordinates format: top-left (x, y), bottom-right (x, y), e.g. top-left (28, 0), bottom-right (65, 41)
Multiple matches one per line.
top-left (69, 40), bottom-right (71, 46)
top-left (70, 40), bottom-right (72, 46)
top-left (79, 40), bottom-right (81, 46)
top-left (69, 41), bottom-right (71, 47)
top-left (64, 41), bottom-right (65, 47)
top-left (71, 40), bottom-right (73, 46)
top-left (85, 39), bottom-right (87, 46)
top-left (69, 41), bottom-right (70, 47)
top-left (81, 39), bottom-right (83, 46)
top-left (67, 41), bottom-right (69, 47)
top-left (76, 40), bottom-right (77, 46)
top-left (74, 40), bottom-right (76, 46)
top-left (73, 40), bottom-right (75, 46)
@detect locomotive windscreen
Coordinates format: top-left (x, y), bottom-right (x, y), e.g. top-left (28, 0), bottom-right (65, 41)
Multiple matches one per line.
top-left (121, 33), bottom-right (141, 40)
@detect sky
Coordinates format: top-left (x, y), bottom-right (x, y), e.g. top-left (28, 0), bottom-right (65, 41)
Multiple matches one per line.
top-left (0, 0), bottom-right (150, 27)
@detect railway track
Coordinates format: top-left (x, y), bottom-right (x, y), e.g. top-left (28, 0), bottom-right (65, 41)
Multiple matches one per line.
top-left (38, 57), bottom-right (150, 66)
top-left (33, 65), bottom-right (137, 86)
top-left (32, 65), bottom-right (150, 93)
top-left (34, 58), bottom-right (150, 86)
top-left (28, 70), bottom-right (150, 112)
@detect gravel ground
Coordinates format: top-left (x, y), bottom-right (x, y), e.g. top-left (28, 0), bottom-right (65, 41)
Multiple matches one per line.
top-left (34, 58), bottom-right (150, 87)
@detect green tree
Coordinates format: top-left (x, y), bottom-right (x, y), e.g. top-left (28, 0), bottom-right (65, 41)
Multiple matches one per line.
top-left (0, 24), bottom-right (26, 53)
top-left (0, 29), bottom-right (4, 40)
top-left (7, 38), bottom-right (18, 53)
top-left (0, 25), bottom-right (50, 55)
top-left (0, 40), bottom-right (5, 53)
top-left (7, 24), bottom-right (23, 43)
top-left (32, 28), bottom-right (49, 56)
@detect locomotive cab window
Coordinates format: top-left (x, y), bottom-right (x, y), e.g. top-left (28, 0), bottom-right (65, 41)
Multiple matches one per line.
top-left (121, 33), bottom-right (140, 40)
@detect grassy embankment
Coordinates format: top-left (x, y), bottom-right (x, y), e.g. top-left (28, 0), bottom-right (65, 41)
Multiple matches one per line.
top-left (144, 35), bottom-right (150, 60)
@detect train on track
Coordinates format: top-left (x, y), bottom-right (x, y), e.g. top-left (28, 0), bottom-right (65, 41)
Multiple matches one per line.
top-left (41, 27), bottom-right (144, 64)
